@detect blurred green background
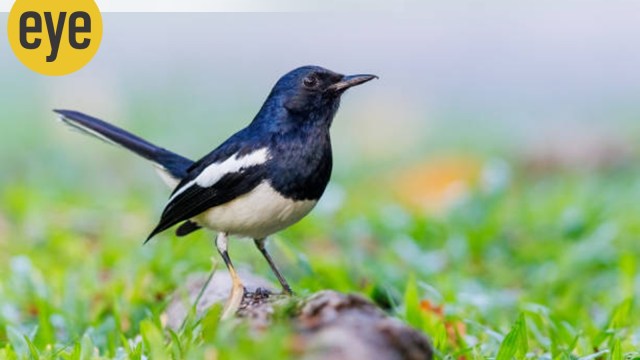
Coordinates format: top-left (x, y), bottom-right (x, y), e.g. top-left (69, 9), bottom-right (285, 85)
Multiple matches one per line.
top-left (1, 8), bottom-right (640, 359)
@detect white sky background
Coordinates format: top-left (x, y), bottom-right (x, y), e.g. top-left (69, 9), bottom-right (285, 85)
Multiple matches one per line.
top-left (2, 3), bottom-right (639, 117)
top-left (1, 3), bottom-right (640, 165)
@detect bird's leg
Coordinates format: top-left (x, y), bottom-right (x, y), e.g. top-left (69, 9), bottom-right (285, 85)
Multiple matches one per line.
top-left (254, 238), bottom-right (293, 295)
top-left (215, 232), bottom-right (244, 319)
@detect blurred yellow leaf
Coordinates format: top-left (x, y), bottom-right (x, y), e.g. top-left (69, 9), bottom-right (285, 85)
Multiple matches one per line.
top-left (392, 156), bottom-right (481, 213)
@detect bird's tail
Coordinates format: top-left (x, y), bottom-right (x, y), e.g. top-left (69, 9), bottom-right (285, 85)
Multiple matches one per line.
top-left (54, 110), bottom-right (194, 182)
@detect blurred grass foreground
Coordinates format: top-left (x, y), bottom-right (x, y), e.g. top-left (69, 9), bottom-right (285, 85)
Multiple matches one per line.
top-left (1, 107), bottom-right (640, 359)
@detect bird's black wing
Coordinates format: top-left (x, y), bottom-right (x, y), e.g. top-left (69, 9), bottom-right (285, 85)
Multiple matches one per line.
top-left (145, 132), bottom-right (270, 242)
top-left (146, 166), bottom-right (266, 241)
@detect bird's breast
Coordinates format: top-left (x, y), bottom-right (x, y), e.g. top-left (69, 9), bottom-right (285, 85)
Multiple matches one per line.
top-left (195, 180), bottom-right (317, 239)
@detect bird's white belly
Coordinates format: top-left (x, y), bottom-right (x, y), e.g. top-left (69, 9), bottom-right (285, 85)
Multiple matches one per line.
top-left (195, 181), bottom-right (317, 239)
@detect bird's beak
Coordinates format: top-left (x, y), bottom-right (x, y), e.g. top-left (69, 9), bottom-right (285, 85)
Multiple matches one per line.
top-left (327, 74), bottom-right (378, 93)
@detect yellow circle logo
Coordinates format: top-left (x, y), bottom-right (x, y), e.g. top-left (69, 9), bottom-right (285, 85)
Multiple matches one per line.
top-left (7, 0), bottom-right (103, 76)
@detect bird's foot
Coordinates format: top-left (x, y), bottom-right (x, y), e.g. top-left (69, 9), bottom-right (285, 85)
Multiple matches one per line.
top-left (279, 286), bottom-right (295, 297)
top-left (238, 287), bottom-right (274, 310)
top-left (254, 287), bottom-right (273, 298)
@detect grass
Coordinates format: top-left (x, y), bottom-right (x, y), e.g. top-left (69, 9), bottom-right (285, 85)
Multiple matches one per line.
top-left (1, 145), bottom-right (640, 359)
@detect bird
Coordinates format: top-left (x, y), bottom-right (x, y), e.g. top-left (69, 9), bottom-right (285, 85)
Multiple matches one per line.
top-left (55, 65), bottom-right (377, 318)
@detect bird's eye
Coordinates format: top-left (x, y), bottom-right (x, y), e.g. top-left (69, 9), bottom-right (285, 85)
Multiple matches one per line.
top-left (303, 76), bottom-right (318, 88)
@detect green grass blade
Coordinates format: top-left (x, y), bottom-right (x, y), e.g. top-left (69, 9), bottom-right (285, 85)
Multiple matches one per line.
top-left (496, 313), bottom-right (528, 360)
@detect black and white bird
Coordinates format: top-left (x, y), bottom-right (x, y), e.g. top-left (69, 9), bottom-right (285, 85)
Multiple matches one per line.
top-left (55, 66), bottom-right (377, 317)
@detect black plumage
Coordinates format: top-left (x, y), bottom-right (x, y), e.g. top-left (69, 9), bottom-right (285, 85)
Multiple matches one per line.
top-left (56, 66), bottom-right (376, 306)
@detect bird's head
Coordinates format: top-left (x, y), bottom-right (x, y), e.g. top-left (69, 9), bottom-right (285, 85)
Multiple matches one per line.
top-left (257, 66), bottom-right (377, 128)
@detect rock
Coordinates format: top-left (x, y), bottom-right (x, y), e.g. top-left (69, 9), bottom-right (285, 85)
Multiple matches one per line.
top-left (163, 269), bottom-right (274, 330)
top-left (297, 291), bottom-right (433, 360)
top-left (163, 271), bottom-right (433, 360)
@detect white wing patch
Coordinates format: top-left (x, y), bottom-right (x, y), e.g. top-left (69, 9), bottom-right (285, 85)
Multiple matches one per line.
top-left (195, 147), bottom-right (269, 187)
top-left (168, 147), bottom-right (270, 203)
